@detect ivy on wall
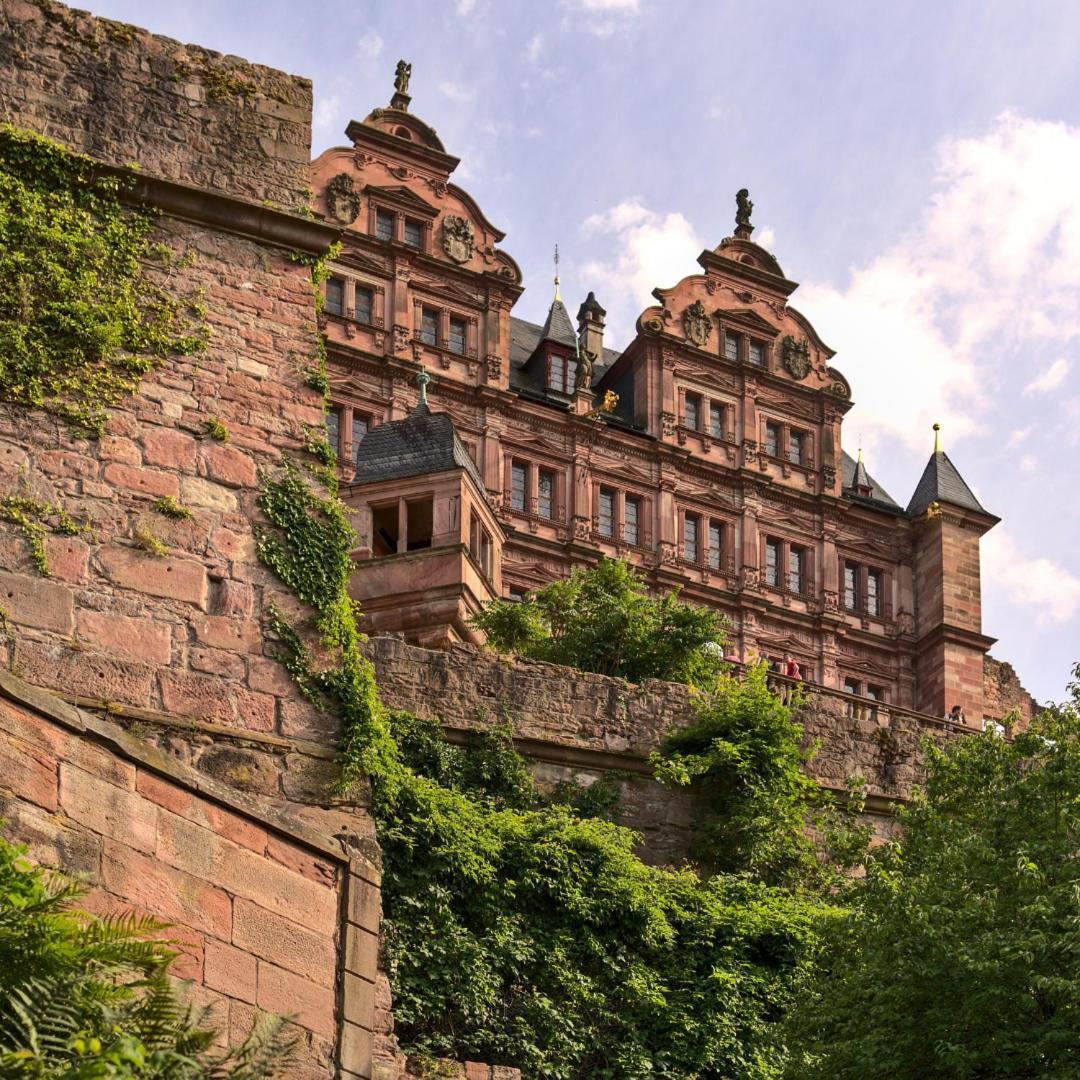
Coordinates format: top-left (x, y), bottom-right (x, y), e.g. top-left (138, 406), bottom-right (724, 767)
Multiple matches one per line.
top-left (0, 125), bottom-right (208, 436)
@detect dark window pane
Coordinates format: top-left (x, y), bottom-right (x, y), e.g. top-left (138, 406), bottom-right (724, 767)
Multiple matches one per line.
top-left (598, 489), bottom-right (614, 537)
top-left (844, 563), bottom-right (858, 610)
top-left (325, 407), bottom-right (340, 452)
top-left (764, 423), bottom-right (780, 457)
top-left (448, 317), bottom-right (467, 355)
top-left (511, 463), bottom-right (526, 511)
top-left (788, 547), bottom-right (804, 593)
top-left (355, 286), bottom-right (373, 324)
top-left (765, 539), bottom-right (780, 587)
top-left (844, 678), bottom-right (860, 696)
top-left (624, 497), bottom-right (639, 545)
top-left (549, 353), bottom-right (566, 392)
top-left (724, 333), bottom-right (740, 362)
top-left (375, 210), bottom-right (394, 242)
top-left (325, 277), bottom-right (344, 316)
top-left (867, 570), bottom-right (882, 616)
top-left (403, 218), bottom-right (423, 248)
top-left (538, 470), bottom-right (554, 519)
top-left (788, 431), bottom-right (803, 464)
top-left (708, 522), bottom-right (722, 569)
top-left (351, 415), bottom-right (368, 466)
top-left (421, 307), bottom-right (438, 346)
top-left (684, 393), bottom-right (700, 431)
top-left (683, 513), bottom-right (699, 563)
top-left (710, 403), bottom-right (725, 438)
top-left (748, 341), bottom-right (764, 366)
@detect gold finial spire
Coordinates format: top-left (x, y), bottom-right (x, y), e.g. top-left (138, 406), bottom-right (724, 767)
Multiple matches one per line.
top-left (933, 421), bottom-right (941, 453)
top-left (857, 446), bottom-right (863, 464)
top-left (553, 244), bottom-right (561, 302)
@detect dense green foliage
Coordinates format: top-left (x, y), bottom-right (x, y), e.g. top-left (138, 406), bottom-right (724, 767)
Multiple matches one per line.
top-left (786, 679), bottom-right (1080, 1079)
top-left (654, 665), bottom-right (824, 885)
top-left (255, 473), bottom-right (835, 1077)
top-left (471, 557), bottom-right (728, 686)
top-left (0, 833), bottom-right (288, 1078)
top-left (0, 126), bottom-right (207, 436)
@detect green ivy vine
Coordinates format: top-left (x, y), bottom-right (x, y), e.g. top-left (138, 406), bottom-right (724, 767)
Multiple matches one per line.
top-left (0, 125), bottom-right (208, 437)
top-left (0, 495), bottom-right (84, 576)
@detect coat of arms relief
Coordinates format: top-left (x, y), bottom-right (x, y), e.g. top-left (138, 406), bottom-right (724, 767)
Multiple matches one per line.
top-left (441, 215), bottom-right (475, 263)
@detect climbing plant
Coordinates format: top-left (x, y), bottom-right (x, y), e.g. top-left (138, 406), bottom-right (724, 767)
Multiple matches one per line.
top-left (0, 125), bottom-right (208, 436)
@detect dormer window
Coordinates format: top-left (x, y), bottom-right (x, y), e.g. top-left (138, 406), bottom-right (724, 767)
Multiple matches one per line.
top-left (548, 352), bottom-right (576, 393)
top-left (375, 209), bottom-right (394, 242)
top-left (403, 218), bottom-right (423, 248)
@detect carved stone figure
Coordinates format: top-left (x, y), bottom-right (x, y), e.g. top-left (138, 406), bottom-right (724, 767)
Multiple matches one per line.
top-left (394, 60), bottom-right (412, 95)
top-left (575, 348), bottom-right (595, 392)
top-left (682, 300), bottom-right (711, 347)
top-left (325, 173), bottom-right (360, 224)
top-left (441, 215), bottom-right (475, 263)
top-left (781, 335), bottom-right (812, 380)
top-left (735, 188), bottom-right (753, 230)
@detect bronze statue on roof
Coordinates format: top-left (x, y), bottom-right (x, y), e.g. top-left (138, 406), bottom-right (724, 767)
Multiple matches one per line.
top-left (394, 60), bottom-right (412, 96)
top-left (735, 188), bottom-right (753, 230)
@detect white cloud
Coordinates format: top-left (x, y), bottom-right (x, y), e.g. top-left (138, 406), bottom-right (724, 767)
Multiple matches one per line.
top-left (313, 93), bottom-right (339, 131)
top-left (578, 0), bottom-right (640, 9)
top-left (561, 0), bottom-right (641, 36)
top-left (525, 34), bottom-right (543, 62)
top-left (580, 197), bottom-right (703, 348)
top-left (755, 225), bottom-right (776, 249)
top-left (455, 0), bottom-right (477, 14)
top-left (1019, 454), bottom-right (1037, 473)
top-left (1007, 424), bottom-right (1034, 448)
top-left (983, 530), bottom-right (1080, 625)
top-left (797, 112), bottom-right (1080, 454)
top-left (1024, 357), bottom-right (1069, 395)
top-left (438, 81), bottom-right (474, 104)
top-left (355, 32), bottom-right (383, 62)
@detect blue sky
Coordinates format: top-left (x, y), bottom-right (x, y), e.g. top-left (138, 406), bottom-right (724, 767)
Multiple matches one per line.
top-left (83, 0), bottom-right (1080, 704)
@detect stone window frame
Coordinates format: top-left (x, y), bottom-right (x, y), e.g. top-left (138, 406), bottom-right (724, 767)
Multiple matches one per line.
top-left (504, 455), bottom-right (567, 523)
top-left (677, 386), bottom-right (736, 444)
top-left (677, 503), bottom-right (735, 573)
top-left (720, 324), bottom-right (772, 371)
top-left (839, 555), bottom-right (892, 621)
top-left (592, 481), bottom-right (653, 549)
top-left (546, 349), bottom-right (578, 394)
top-left (368, 200), bottom-right (432, 253)
top-left (761, 532), bottom-right (816, 599)
top-left (412, 296), bottom-right (479, 359)
top-left (759, 414), bottom-right (815, 471)
top-left (327, 399), bottom-right (378, 473)
top-left (323, 270), bottom-right (386, 328)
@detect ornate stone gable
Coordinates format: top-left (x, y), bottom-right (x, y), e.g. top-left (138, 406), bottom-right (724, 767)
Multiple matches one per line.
top-left (682, 299), bottom-right (712, 347)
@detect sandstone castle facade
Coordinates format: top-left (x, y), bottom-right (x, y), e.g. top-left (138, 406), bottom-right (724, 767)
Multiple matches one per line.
top-left (0, 3), bottom-right (1036, 1078)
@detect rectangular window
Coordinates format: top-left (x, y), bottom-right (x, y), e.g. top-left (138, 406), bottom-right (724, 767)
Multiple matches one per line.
top-left (510, 462), bottom-right (527, 511)
top-left (403, 218), bottom-right (423, 248)
top-left (724, 332), bottom-right (740, 362)
top-left (764, 539), bottom-right (780, 587)
top-left (325, 407), bottom-right (341, 453)
top-left (843, 563), bottom-right (858, 611)
top-left (764, 422), bottom-right (780, 458)
top-left (325, 276), bottom-right (344, 316)
top-left (624, 496), bottom-right (640, 545)
top-left (866, 685), bottom-right (884, 702)
top-left (549, 353), bottom-right (568, 392)
top-left (788, 430), bottom-right (804, 465)
top-left (708, 521), bottom-right (723, 569)
top-left (448, 316), bottom-right (467, 355)
top-left (598, 488), bottom-right (615, 537)
top-left (867, 569), bottom-right (883, 617)
top-left (684, 392), bottom-right (701, 431)
top-left (748, 340), bottom-right (765, 366)
top-left (537, 469), bottom-right (554, 519)
top-left (683, 513), bottom-right (700, 563)
top-left (844, 677), bottom-right (861, 696)
top-left (709, 402), bottom-right (726, 439)
top-left (355, 285), bottom-right (373, 324)
top-left (351, 415), bottom-right (369, 467)
top-left (788, 545), bottom-right (805, 594)
top-left (375, 209), bottom-right (394, 242)
top-left (420, 307), bottom-right (438, 346)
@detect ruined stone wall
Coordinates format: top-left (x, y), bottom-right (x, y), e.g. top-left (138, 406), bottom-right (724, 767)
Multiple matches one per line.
top-left (0, 670), bottom-right (381, 1079)
top-left (984, 654), bottom-right (1040, 729)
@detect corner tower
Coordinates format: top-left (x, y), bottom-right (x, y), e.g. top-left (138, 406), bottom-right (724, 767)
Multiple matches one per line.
top-left (907, 425), bottom-right (1000, 723)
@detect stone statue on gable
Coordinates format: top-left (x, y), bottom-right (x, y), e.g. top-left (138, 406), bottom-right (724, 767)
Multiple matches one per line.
top-left (394, 60), bottom-right (412, 96)
top-left (735, 188), bottom-right (753, 230)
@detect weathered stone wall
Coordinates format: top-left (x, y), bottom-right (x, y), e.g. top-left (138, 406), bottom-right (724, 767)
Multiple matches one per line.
top-left (0, 0), bottom-right (312, 207)
top-left (984, 654), bottom-right (1040, 728)
top-left (0, 670), bottom-right (381, 1079)
top-left (366, 636), bottom-right (969, 850)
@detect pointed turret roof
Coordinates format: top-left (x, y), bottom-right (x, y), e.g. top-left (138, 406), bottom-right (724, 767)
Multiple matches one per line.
top-left (852, 451), bottom-right (872, 494)
top-left (538, 297), bottom-right (578, 349)
top-left (906, 449), bottom-right (988, 517)
top-left (840, 450), bottom-right (900, 509)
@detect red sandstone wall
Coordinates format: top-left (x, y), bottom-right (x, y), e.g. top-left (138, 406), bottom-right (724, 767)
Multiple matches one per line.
top-left (984, 654), bottom-right (1039, 729)
top-left (0, 672), bottom-right (382, 1078)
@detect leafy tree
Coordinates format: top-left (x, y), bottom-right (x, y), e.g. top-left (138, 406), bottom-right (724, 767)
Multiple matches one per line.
top-left (471, 558), bottom-right (728, 687)
top-left (785, 675), bottom-right (1080, 1079)
top-left (0, 833), bottom-right (289, 1078)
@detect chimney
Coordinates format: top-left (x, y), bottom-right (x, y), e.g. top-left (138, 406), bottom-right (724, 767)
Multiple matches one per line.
top-left (576, 291), bottom-right (606, 366)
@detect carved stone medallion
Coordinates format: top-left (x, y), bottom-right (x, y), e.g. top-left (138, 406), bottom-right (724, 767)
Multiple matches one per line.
top-left (781, 334), bottom-right (811, 380)
top-left (682, 300), bottom-right (711, 347)
top-left (325, 173), bottom-right (360, 224)
top-left (441, 215), bottom-right (475, 263)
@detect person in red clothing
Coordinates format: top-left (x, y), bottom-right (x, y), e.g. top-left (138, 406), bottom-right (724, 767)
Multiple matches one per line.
top-left (785, 654), bottom-right (802, 680)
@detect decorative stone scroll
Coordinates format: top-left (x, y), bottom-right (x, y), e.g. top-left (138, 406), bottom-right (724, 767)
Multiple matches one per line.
top-left (441, 215), bottom-right (475, 263)
top-left (325, 173), bottom-right (360, 224)
top-left (682, 300), bottom-right (712, 347)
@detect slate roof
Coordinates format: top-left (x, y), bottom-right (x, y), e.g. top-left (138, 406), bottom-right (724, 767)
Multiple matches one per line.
top-left (508, 315), bottom-right (622, 383)
top-left (352, 402), bottom-right (485, 490)
top-left (537, 298), bottom-right (579, 348)
top-left (840, 450), bottom-right (900, 510)
top-left (906, 450), bottom-right (989, 517)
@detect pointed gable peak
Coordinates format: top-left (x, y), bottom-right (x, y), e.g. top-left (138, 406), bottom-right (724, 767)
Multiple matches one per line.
top-left (538, 297), bottom-right (578, 349)
top-left (906, 448), bottom-right (988, 517)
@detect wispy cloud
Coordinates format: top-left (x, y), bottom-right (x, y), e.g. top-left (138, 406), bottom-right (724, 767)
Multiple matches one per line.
top-left (455, 0), bottom-right (477, 14)
top-left (313, 93), bottom-right (340, 132)
top-left (1024, 357), bottom-right (1069, 395)
top-left (438, 81), bottom-right (474, 104)
top-left (797, 112), bottom-right (1080, 454)
top-left (355, 32), bottom-right (383, 62)
top-left (580, 197), bottom-right (702, 347)
top-left (525, 33), bottom-right (543, 63)
top-left (561, 0), bottom-right (642, 36)
top-left (983, 530), bottom-right (1080, 625)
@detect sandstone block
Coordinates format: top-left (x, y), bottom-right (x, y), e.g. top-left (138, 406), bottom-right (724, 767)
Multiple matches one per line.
top-left (1, 736), bottom-right (58, 812)
top-left (0, 570), bottom-right (75, 633)
top-left (205, 938), bottom-right (257, 1004)
top-left (256, 960), bottom-right (335, 1038)
top-left (59, 764), bottom-right (157, 853)
top-left (192, 614), bottom-right (262, 653)
top-left (202, 443), bottom-right (257, 489)
top-left (103, 463), bottom-right (179, 499)
top-left (12, 640), bottom-right (155, 707)
top-left (76, 609), bottom-right (172, 665)
top-left (98, 546), bottom-right (208, 608)
top-left (180, 475), bottom-right (238, 513)
top-left (44, 536), bottom-right (90, 583)
top-left (141, 428), bottom-right (197, 471)
top-left (233, 897), bottom-right (337, 985)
